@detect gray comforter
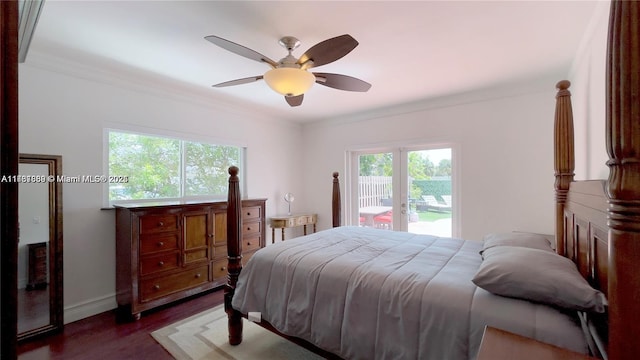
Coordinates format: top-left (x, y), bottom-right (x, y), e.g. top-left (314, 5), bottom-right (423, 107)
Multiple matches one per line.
top-left (232, 226), bottom-right (588, 359)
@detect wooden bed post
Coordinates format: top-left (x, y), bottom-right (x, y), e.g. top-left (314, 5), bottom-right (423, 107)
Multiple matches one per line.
top-left (225, 166), bottom-right (243, 345)
top-left (332, 172), bottom-right (341, 227)
top-left (553, 80), bottom-right (575, 256)
top-left (605, 2), bottom-right (640, 359)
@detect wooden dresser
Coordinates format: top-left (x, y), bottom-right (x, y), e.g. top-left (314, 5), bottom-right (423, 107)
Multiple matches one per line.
top-left (115, 199), bottom-right (266, 320)
top-left (26, 242), bottom-right (48, 290)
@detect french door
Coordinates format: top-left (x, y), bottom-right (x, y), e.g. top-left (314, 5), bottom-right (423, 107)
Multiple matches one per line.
top-left (349, 146), bottom-right (455, 237)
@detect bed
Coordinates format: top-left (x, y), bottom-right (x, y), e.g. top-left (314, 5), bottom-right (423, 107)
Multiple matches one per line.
top-left (224, 1), bottom-right (640, 359)
top-left (231, 226), bottom-right (594, 359)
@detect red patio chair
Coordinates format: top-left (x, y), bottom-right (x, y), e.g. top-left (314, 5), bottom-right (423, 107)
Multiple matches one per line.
top-left (374, 211), bottom-right (392, 229)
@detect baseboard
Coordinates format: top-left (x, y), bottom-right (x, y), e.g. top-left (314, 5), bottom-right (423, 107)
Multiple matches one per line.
top-left (64, 293), bottom-right (117, 324)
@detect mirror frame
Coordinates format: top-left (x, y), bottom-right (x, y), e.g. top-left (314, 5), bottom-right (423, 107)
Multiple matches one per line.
top-left (18, 153), bottom-right (63, 341)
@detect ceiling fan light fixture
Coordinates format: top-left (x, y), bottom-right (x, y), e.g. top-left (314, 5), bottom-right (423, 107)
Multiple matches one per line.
top-left (263, 68), bottom-right (316, 96)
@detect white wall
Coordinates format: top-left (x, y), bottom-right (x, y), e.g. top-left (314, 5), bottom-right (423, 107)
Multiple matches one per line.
top-left (299, 1), bottom-right (612, 242)
top-left (302, 86), bottom-right (557, 241)
top-left (18, 55), bottom-right (305, 323)
top-left (569, 1), bottom-right (610, 180)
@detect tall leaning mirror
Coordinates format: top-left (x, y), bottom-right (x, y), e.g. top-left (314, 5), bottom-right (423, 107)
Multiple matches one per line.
top-left (17, 154), bottom-right (63, 341)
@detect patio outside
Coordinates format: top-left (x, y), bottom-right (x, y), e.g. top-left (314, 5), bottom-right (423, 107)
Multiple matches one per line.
top-left (358, 184), bottom-right (452, 237)
top-left (358, 149), bottom-right (452, 237)
top-left (407, 208), bottom-right (452, 237)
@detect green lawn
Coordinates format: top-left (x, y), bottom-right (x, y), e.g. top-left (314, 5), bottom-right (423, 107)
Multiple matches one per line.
top-left (417, 210), bottom-right (451, 222)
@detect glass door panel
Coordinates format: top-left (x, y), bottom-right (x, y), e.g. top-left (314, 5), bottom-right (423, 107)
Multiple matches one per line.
top-left (357, 152), bottom-right (395, 230)
top-left (406, 148), bottom-right (452, 237)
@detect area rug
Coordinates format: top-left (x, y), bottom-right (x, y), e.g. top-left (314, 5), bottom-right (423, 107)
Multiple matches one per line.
top-left (151, 305), bottom-right (324, 360)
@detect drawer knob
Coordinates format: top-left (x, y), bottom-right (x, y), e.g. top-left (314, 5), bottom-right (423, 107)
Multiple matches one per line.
top-left (158, 261), bottom-right (164, 266)
top-left (247, 227), bottom-right (251, 231)
top-left (247, 242), bottom-right (251, 246)
top-left (158, 241), bottom-right (164, 247)
top-left (158, 221), bottom-right (164, 227)
top-left (195, 273), bottom-right (201, 278)
top-left (246, 212), bottom-right (251, 216)
top-left (154, 285), bottom-right (160, 290)
top-left (221, 266), bottom-right (226, 271)
top-left (208, 234), bottom-right (213, 238)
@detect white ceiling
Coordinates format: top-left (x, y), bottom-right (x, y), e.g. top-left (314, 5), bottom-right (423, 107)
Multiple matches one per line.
top-left (27, 0), bottom-right (601, 123)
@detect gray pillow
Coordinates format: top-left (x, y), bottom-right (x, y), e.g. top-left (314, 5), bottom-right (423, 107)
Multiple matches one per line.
top-left (472, 246), bottom-right (607, 313)
top-left (480, 232), bottom-right (554, 257)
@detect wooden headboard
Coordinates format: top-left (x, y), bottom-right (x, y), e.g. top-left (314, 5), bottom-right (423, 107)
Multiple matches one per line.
top-left (552, 2), bottom-right (640, 359)
top-left (564, 181), bottom-right (609, 297)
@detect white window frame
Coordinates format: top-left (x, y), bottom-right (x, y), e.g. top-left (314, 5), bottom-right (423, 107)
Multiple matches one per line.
top-left (103, 127), bottom-right (246, 207)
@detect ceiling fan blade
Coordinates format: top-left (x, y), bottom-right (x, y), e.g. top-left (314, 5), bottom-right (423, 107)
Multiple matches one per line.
top-left (213, 75), bottom-right (263, 88)
top-left (205, 35), bottom-right (278, 68)
top-left (313, 73), bottom-right (372, 92)
top-left (297, 34), bottom-right (358, 69)
top-left (285, 95), bottom-right (304, 107)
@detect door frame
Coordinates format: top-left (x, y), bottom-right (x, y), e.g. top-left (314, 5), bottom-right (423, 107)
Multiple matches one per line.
top-left (346, 141), bottom-right (461, 237)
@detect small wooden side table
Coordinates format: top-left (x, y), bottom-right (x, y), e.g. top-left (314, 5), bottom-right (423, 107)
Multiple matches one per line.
top-left (269, 214), bottom-right (317, 243)
top-left (476, 326), bottom-right (597, 360)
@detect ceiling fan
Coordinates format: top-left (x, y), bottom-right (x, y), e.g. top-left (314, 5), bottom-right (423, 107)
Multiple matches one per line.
top-left (204, 34), bottom-right (371, 107)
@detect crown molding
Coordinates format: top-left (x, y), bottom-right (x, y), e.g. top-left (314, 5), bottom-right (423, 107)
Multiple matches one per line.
top-left (22, 49), bottom-right (299, 129)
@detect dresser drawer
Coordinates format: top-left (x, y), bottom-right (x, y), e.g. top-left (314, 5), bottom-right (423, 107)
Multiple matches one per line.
top-left (139, 233), bottom-right (179, 255)
top-left (243, 250), bottom-right (257, 265)
top-left (243, 235), bottom-right (261, 252)
top-left (211, 258), bottom-right (228, 281)
top-left (242, 206), bottom-right (262, 221)
top-left (139, 214), bottom-right (178, 234)
top-left (139, 252), bottom-right (179, 276)
top-left (140, 265), bottom-right (208, 302)
top-left (33, 245), bottom-right (47, 258)
top-left (35, 261), bottom-right (47, 271)
top-left (243, 220), bottom-right (262, 236)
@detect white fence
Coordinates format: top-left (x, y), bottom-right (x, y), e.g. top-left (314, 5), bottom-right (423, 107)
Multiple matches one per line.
top-left (359, 176), bottom-right (392, 207)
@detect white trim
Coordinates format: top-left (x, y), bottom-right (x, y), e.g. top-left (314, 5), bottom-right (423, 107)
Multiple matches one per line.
top-left (25, 50), bottom-right (246, 116)
top-left (305, 76), bottom-right (555, 128)
top-left (18, 0), bottom-right (45, 63)
top-left (346, 136), bottom-right (454, 154)
top-left (64, 294), bottom-right (117, 325)
top-left (103, 122), bottom-right (248, 148)
top-left (102, 129), bottom-right (110, 207)
top-left (23, 50), bottom-right (302, 126)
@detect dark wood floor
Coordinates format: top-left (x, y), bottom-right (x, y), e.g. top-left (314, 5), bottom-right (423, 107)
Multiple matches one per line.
top-left (17, 288), bottom-right (225, 360)
top-left (18, 287), bottom-right (50, 333)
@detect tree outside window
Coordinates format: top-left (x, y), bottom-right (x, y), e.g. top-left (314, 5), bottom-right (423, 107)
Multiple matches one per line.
top-left (108, 130), bottom-right (243, 203)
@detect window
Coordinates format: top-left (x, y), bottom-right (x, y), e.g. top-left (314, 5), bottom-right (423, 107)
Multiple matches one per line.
top-left (107, 130), bottom-right (244, 205)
